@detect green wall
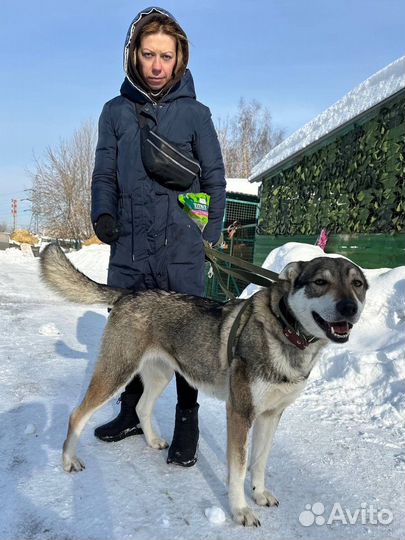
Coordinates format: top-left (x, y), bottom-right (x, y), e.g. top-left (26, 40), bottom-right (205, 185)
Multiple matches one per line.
top-left (254, 233), bottom-right (404, 269)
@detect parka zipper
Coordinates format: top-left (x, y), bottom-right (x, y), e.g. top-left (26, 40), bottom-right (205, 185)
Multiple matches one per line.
top-left (130, 194), bottom-right (135, 261)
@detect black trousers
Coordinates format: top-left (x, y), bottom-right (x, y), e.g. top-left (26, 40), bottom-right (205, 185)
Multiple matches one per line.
top-left (125, 373), bottom-right (198, 410)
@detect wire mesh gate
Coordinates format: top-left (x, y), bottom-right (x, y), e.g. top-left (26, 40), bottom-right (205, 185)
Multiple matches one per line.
top-left (205, 197), bottom-right (259, 301)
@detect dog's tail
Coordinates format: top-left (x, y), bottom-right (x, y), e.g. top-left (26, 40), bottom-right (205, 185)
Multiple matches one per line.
top-left (40, 244), bottom-right (129, 305)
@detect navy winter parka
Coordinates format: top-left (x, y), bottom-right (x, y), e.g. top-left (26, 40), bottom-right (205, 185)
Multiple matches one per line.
top-left (91, 8), bottom-right (226, 296)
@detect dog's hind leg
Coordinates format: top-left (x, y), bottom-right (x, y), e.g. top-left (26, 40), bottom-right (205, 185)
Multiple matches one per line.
top-left (63, 331), bottom-right (148, 472)
top-left (137, 358), bottom-right (174, 449)
top-left (226, 402), bottom-right (259, 527)
top-left (250, 410), bottom-right (282, 507)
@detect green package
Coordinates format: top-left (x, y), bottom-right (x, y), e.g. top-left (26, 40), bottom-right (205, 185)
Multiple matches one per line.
top-left (178, 192), bottom-right (210, 231)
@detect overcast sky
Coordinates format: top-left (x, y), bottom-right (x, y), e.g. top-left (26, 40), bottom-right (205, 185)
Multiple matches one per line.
top-left (0, 0), bottom-right (404, 228)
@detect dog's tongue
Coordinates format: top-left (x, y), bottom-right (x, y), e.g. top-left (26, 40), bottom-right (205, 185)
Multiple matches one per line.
top-left (330, 321), bottom-right (350, 335)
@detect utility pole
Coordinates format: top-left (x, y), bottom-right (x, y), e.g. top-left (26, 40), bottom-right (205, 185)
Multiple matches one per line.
top-left (23, 188), bottom-right (39, 234)
top-left (11, 199), bottom-right (17, 231)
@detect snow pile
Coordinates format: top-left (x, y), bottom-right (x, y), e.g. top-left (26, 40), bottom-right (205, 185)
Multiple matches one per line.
top-left (204, 506), bottom-right (226, 524)
top-left (68, 243), bottom-right (110, 284)
top-left (0, 246), bottom-right (33, 262)
top-left (250, 56), bottom-right (405, 180)
top-left (315, 265), bottom-right (405, 430)
top-left (241, 242), bottom-right (405, 430)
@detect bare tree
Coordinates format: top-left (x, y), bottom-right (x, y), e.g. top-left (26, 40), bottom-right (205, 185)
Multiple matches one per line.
top-left (215, 98), bottom-right (284, 178)
top-left (30, 120), bottom-right (97, 239)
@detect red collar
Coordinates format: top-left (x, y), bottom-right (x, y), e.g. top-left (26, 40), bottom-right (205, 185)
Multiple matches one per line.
top-left (277, 296), bottom-right (319, 350)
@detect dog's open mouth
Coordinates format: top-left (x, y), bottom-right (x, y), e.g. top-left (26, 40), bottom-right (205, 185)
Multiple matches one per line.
top-left (312, 311), bottom-right (353, 343)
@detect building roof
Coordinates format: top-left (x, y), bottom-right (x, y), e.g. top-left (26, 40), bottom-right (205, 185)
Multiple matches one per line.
top-left (226, 177), bottom-right (259, 196)
top-left (249, 56), bottom-right (405, 182)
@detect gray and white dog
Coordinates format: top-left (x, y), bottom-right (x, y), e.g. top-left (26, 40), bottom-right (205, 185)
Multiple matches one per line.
top-left (40, 245), bottom-right (368, 527)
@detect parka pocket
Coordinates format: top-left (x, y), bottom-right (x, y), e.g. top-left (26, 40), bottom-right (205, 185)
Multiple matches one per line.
top-left (168, 203), bottom-right (204, 264)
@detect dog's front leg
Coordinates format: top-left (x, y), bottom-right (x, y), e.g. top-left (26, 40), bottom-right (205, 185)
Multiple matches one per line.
top-left (250, 410), bottom-right (282, 507)
top-left (226, 402), bottom-right (260, 527)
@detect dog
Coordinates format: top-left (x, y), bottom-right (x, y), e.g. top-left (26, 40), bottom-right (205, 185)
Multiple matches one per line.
top-left (40, 244), bottom-right (368, 526)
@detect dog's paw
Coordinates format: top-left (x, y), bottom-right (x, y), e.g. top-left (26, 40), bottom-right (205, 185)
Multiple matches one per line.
top-left (253, 489), bottom-right (279, 507)
top-left (149, 437), bottom-right (169, 450)
top-left (63, 454), bottom-right (85, 473)
top-left (232, 507), bottom-right (261, 527)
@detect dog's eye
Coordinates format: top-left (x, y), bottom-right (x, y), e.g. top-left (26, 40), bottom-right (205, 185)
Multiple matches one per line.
top-left (314, 279), bottom-right (328, 286)
top-left (352, 279), bottom-right (363, 288)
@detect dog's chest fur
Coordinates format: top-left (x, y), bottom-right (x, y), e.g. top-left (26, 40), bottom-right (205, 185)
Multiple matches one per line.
top-left (251, 379), bottom-right (307, 416)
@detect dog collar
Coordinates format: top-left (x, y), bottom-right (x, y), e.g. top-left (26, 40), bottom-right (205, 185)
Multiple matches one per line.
top-left (276, 296), bottom-right (319, 350)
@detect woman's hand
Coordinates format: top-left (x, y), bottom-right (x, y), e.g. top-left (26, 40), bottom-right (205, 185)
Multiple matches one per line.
top-left (94, 214), bottom-right (120, 244)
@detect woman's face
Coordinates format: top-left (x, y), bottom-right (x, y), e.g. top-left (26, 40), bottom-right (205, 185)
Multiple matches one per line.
top-left (137, 32), bottom-right (177, 91)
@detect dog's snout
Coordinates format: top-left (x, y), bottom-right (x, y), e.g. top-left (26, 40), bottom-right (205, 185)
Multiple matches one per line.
top-left (336, 299), bottom-right (357, 317)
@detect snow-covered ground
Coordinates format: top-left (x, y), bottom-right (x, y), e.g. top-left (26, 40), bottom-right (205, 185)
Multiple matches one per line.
top-left (0, 243), bottom-right (404, 540)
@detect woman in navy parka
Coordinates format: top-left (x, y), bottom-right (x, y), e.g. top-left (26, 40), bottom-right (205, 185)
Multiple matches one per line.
top-left (92, 7), bottom-right (226, 466)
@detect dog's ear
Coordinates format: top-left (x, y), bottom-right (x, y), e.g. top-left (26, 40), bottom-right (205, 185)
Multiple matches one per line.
top-left (278, 261), bottom-right (304, 287)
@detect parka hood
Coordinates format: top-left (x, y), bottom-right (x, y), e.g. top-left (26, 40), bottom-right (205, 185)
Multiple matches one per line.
top-left (122, 6), bottom-right (190, 103)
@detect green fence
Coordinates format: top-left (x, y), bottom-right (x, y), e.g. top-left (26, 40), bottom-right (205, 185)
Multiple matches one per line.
top-left (253, 233), bottom-right (404, 269)
top-left (205, 224), bottom-right (257, 301)
top-left (205, 196), bottom-right (259, 301)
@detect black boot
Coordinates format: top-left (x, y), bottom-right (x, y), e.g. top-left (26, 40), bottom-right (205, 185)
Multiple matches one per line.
top-left (167, 403), bottom-right (199, 467)
top-left (94, 392), bottom-right (143, 442)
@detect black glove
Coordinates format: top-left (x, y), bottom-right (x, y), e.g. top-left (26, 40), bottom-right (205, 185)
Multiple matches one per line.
top-left (94, 214), bottom-right (120, 244)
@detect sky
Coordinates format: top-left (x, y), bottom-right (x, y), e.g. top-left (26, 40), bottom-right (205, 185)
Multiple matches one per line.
top-left (0, 0), bottom-right (404, 229)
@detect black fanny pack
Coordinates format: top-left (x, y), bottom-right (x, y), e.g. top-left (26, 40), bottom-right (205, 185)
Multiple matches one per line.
top-left (135, 103), bottom-right (201, 191)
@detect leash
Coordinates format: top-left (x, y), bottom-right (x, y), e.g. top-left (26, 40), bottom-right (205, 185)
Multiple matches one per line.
top-left (226, 295), bottom-right (255, 365)
top-left (204, 244), bottom-right (279, 300)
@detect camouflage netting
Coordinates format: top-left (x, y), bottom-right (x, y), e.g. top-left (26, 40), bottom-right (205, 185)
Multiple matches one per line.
top-left (259, 93), bottom-right (405, 235)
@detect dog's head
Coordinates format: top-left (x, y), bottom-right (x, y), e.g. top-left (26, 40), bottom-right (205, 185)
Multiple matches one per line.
top-left (279, 257), bottom-right (368, 343)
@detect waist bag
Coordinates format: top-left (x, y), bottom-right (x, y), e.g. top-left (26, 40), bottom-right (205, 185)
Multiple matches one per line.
top-left (135, 103), bottom-right (201, 191)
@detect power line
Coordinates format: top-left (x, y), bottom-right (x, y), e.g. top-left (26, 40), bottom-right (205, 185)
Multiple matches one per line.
top-left (0, 190), bottom-right (29, 196)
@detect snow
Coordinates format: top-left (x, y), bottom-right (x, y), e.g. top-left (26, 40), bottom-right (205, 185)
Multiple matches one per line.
top-left (204, 506), bottom-right (226, 524)
top-left (0, 243), bottom-right (404, 539)
top-left (250, 56), bottom-right (405, 181)
top-left (38, 323), bottom-right (61, 337)
top-left (226, 177), bottom-right (259, 196)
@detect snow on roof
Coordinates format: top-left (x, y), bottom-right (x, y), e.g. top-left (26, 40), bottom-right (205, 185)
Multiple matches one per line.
top-left (226, 177), bottom-right (259, 196)
top-left (250, 56), bottom-right (405, 182)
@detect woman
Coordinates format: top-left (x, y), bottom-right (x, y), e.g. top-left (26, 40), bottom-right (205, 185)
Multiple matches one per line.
top-left (91, 7), bottom-right (226, 467)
